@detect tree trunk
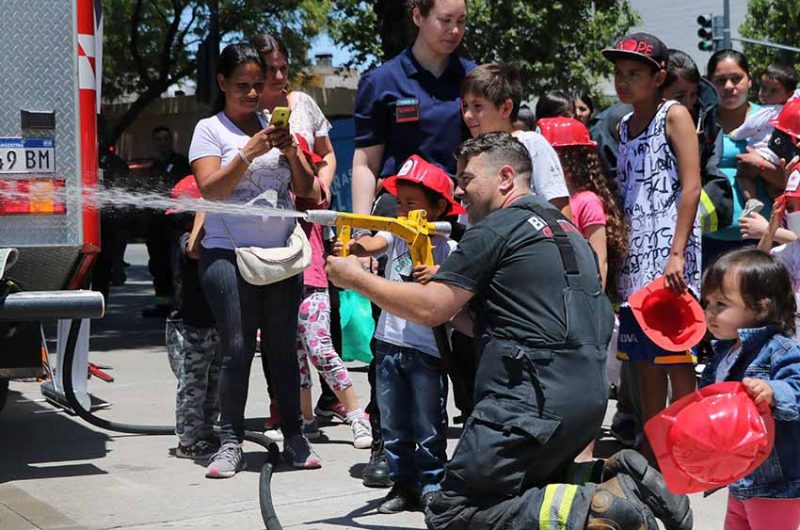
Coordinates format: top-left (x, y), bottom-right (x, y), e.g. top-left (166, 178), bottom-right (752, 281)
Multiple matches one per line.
top-left (375, 0), bottom-right (414, 61)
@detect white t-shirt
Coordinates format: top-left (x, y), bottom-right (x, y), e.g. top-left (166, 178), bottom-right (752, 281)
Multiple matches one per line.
top-left (189, 112), bottom-right (296, 250)
top-left (771, 239), bottom-right (800, 331)
top-left (374, 232), bottom-right (457, 357)
top-left (514, 130), bottom-right (569, 202)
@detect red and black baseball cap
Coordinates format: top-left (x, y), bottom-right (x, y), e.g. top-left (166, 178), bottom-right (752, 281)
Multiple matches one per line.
top-left (602, 32), bottom-right (669, 70)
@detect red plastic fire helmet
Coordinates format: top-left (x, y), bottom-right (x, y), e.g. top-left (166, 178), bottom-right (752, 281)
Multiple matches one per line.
top-left (166, 174), bottom-right (200, 215)
top-left (537, 117), bottom-right (597, 148)
top-left (646, 382), bottom-right (775, 494)
top-left (770, 97), bottom-right (800, 141)
top-left (627, 276), bottom-right (706, 352)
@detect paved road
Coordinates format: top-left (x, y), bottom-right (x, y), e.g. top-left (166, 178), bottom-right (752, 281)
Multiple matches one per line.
top-left (0, 244), bottom-right (727, 529)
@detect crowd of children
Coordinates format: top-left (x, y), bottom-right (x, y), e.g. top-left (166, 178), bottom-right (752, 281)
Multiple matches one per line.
top-left (159, 18), bottom-right (800, 529)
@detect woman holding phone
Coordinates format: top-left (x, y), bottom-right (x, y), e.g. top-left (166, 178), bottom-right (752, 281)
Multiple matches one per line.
top-left (189, 42), bottom-right (320, 478)
top-left (252, 34), bottom-right (373, 450)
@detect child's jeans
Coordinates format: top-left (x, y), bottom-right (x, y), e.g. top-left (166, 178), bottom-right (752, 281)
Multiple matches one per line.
top-left (725, 494), bottom-right (800, 530)
top-left (375, 340), bottom-right (448, 496)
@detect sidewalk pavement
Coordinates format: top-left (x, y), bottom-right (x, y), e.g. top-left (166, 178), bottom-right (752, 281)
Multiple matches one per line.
top-left (0, 244), bottom-right (727, 529)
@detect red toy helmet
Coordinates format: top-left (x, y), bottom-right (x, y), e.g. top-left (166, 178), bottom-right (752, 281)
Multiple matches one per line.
top-left (627, 276), bottom-right (706, 352)
top-left (537, 117), bottom-right (597, 148)
top-left (646, 382), bottom-right (775, 494)
top-left (166, 174), bottom-right (200, 214)
top-left (770, 97), bottom-right (800, 141)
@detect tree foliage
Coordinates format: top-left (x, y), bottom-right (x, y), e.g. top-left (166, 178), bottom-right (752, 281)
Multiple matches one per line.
top-left (739, 0), bottom-right (800, 81)
top-left (101, 0), bottom-right (330, 143)
top-left (329, 0), bottom-right (640, 98)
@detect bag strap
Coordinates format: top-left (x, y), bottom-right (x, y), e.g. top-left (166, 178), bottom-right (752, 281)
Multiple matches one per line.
top-left (219, 189), bottom-right (298, 249)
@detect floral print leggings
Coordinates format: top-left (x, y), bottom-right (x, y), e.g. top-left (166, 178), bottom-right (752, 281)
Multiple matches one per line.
top-left (297, 286), bottom-right (353, 391)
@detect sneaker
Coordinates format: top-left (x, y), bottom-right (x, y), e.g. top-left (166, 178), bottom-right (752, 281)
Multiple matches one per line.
top-left (176, 439), bottom-right (218, 460)
top-left (283, 434), bottom-right (322, 469)
top-left (610, 412), bottom-right (637, 448)
top-left (205, 442), bottom-right (244, 479)
top-left (303, 417), bottom-right (321, 440)
top-left (350, 417), bottom-right (373, 449)
top-left (314, 400), bottom-right (348, 423)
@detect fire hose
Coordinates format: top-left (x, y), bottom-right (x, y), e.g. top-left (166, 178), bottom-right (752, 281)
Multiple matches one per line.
top-left (0, 288), bottom-right (283, 530)
top-left (305, 209), bottom-right (472, 409)
top-left (58, 317), bottom-right (283, 529)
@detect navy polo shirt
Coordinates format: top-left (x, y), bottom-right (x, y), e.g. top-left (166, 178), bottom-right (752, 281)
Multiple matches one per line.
top-left (354, 48), bottom-right (475, 178)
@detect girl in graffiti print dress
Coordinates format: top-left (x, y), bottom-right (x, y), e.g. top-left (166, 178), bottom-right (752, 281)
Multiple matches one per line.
top-left (602, 33), bottom-right (702, 463)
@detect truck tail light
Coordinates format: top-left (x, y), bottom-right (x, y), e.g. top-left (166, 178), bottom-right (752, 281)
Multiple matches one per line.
top-left (0, 179), bottom-right (66, 215)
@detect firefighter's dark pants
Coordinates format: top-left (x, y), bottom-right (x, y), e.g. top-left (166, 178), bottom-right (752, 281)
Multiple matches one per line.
top-left (426, 336), bottom-right (608, 530)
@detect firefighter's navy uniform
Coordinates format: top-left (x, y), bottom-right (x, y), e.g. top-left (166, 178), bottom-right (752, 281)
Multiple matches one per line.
top-left (426, 194), bottom-right (615, 530)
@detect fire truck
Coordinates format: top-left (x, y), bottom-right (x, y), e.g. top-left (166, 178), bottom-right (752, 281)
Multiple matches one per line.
top-left (0, 0), bottom-right (105, 410)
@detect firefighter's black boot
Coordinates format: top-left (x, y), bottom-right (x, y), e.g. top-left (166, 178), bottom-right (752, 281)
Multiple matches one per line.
top-left (362, 439), bottom-right (391, 488)
top-left (587, 475), bottom-right (658, 530)
top-left (603, 450), bottom-right (693, 530)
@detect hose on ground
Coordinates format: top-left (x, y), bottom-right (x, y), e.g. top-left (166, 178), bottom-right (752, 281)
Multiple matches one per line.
top-left (60, 318), bottom-right (283, 529)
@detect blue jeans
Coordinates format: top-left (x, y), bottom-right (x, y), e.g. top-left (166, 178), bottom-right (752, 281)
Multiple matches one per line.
top-left (375, 340), bottom-right (448, 495)
top-left (200, 248), bottom-right (302, 445)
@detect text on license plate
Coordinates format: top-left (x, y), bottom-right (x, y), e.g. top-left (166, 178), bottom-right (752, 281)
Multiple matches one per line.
top-left (0, 138), bottom-right (55, 174)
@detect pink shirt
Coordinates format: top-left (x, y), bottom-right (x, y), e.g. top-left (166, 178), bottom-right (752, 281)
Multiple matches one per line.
top-left (569, 190), bottom-right (606, 238)
top-left (295, 179), bottom-right (330, 289)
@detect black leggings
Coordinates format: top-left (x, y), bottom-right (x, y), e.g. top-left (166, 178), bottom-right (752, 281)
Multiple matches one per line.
top-left (200, 248), bottom-right (302, 444)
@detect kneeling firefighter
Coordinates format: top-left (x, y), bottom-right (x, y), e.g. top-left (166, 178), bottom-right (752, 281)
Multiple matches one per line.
top-left (326, 132), bottom-right (693, 530)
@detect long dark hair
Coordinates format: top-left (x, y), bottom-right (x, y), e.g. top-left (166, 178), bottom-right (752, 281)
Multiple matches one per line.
top-left (211, 43), bottom-right (265, 115)
top-left (702, 248), bottom-right (796, 336)
top-left (557, 146), bottom-right (628, 300)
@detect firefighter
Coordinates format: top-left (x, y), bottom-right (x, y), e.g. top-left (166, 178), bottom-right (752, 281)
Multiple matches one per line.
top-left (326, 132), bottom-right (692, 530)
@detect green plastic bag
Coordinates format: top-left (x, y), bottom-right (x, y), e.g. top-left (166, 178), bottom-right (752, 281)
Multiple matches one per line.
top-left (339, 289), bottom-right (375, 363)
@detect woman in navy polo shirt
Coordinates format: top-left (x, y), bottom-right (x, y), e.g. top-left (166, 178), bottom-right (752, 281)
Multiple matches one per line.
top-left (351, 0), bottom-right (473, 215)
top-left (349, 0), bottom-right (474, 491)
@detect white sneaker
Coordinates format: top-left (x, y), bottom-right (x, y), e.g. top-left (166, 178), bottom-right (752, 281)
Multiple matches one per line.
top-left (264, 426), bottom-right (284, 442)
top-left (351, 417), bottom-right (373, 449)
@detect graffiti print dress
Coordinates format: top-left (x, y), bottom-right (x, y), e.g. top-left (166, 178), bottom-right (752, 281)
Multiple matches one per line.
top-left (616, 100), bottom-right (701, 302)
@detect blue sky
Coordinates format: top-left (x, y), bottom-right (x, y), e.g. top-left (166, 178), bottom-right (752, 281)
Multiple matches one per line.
top-left (308, 33), bottom-right (354, 66)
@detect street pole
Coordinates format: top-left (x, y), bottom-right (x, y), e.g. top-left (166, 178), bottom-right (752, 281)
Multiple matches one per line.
top-left (722, 0), bottom-right (731, 49)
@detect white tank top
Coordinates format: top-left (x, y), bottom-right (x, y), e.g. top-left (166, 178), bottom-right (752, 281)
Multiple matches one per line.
top-left (616, 100), bottom-right (702, 301)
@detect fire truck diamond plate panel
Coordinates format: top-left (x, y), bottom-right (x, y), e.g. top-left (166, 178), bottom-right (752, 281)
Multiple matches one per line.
top-left (0, 1), bottom-right (81, 248)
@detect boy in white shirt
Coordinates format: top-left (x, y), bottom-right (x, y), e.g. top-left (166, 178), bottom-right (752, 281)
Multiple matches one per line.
top-left (341, 155), bottom-right (463, 515)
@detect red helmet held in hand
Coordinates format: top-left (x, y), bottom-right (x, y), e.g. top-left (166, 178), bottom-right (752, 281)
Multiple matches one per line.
top-left (646, 382), bottom-right (775, 494)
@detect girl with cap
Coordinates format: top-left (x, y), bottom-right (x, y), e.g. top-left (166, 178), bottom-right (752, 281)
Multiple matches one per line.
top-left (601, 32), bottom-right (702, 463)
top-left (701, 247), bottom-right (800, 530)
top-left (537, 117), bottom-right (628, 295)
top-left (337, 155), bottom-right (464, 514)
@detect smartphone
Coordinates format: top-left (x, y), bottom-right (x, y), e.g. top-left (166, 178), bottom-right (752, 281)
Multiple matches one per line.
top-left (767, 128), bottom-right (800, 163)
top-left (267, 106), bottom-right (291, 129)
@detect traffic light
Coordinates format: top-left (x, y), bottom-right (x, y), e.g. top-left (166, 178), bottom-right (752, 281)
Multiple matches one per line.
top-left (697, 14), bottom-right (714, 51)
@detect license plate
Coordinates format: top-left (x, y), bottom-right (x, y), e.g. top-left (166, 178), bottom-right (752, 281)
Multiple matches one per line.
top-left (0, 138), bottom-right (55, 174)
